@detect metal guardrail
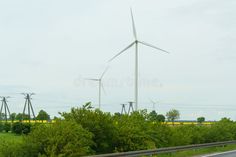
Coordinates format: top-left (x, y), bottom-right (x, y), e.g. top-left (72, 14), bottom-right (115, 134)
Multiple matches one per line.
top-left (86, 140), bottom-right (236, 157)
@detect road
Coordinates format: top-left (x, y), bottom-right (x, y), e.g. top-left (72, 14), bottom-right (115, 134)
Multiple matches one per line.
top-left (202, 150), bottom-right (236, 157)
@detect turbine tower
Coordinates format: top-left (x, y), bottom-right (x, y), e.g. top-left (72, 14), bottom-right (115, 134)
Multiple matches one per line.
top-left (86, 67), bottom-right (109, 109)
top-left (0, 96), bottom-right (11, 122)
top-left (108, 8), bottom-right (170, 111)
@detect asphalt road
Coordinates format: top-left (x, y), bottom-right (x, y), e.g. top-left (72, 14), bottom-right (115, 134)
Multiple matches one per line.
top-left (202, 150), bottom-right (236, 157)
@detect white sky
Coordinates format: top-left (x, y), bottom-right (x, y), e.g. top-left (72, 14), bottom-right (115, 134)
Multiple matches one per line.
top-left (0, 0), bottom-right (235, 120)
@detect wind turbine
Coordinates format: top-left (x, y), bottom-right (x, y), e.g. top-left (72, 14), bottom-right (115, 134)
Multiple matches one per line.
top-left (109, 8), bottom-right (170, 111)
top-left (86, 67), bottom-right (109, 109)
top-left (150, 99), bottom-right (159, 111)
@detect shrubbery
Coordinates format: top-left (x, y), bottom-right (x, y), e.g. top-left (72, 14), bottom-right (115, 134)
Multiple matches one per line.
top-left (2, 104), bottom-right (236, 157)
top-left (22, 120), bottom-right (94, 157)
top-left (62, 103), bottom-right (117, 154)
top-left (11, 122), bottom-right (31, 134)
top-left (0, 123), bottom-right (3, 132)
top-left (0, 122), bottom-right (12, 133)
top-left (4, 123), bottom-right (11, 132)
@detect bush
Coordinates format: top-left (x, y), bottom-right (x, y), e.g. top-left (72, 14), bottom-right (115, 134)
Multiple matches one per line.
top-left (22, 120), bottom-right (94, 157)
top-left (12, 122), bottom-right (32, 134)
top-left (0, 123), bottom-right (4, 132)
top-left (61, 103), bottom-right (117, 154)
top-left (113, 111), bottom-right (156, 152)
top-left (4, 123), bottom-right (11, 132)
top-left (22, 123), bottom-right (31, 134)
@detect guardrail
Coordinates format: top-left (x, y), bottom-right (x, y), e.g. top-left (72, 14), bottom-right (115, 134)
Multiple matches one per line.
top-left (86, 140), bottom-right (236, 157)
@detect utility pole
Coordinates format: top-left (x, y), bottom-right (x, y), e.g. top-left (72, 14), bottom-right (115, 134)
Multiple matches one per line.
top-left (128, 102), bottom-right (134, 115)
top-left (121, 104), bottom-right (127, 115)
top-left (0, 96), bottom-right (11, 122)
top-left (22, 93), bottom-right (36, 123)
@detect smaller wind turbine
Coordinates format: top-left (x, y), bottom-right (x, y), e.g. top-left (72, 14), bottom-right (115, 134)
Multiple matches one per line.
top-left (150, 99), bottom-right (158, 111)
top-left (86, 67), bottom-right (109, 110)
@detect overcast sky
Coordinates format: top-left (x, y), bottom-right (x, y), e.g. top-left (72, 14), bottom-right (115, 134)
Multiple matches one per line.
top-left (0, 0), bottom-right (235, 120)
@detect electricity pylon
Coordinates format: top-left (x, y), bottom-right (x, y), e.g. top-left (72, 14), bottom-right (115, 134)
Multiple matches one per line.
top-left (121, 104), bottom-right (127, 114)
top-left (0, 96), bottom-right (11, 122)
top-left (22, 93), bottom-right (36, 122)
top-left (127, 102), bottom-right (134, 115)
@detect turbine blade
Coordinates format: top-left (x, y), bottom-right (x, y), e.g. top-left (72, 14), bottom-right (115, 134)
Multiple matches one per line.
top-left (100, 66), bottom-right (109, 79)
top-left (130, 8), bottom-right (137, 40)
top-left (108, 42), bottom-right (135, 62)
top-left (30, 93), bottom-right (35, 96)
top-left (149, 99), bottom-right (155, 104)
top-left (85, 78), bottom-right (99, 81)
top-left (139, 41), bottom-right (170, 54)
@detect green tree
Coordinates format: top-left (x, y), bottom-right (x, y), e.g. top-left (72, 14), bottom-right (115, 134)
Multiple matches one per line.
top-left (10, 113), bottom-right (17, 122)
top-left (11, 122), bottom-right (31, 135)
top-left (23, 120), bottom-right (94, 157)
top-left (147, 123), bottom-right (172, 148)
top-left (61, 102), bottom-right (117, 154)
top-left (204, 118), bottom-right (236, 143)
top-left (113, 111), bottom-right (156, 152)
top-left (166, 109), bottom-right (180, 125)
top-left (156, 114), bottom-right (165, 122)
top-left (4, 123), bottom-right (11, 132)
top-left (36, 110), bottom-right (50, 122)
top-left (15, 113), bottom-right (29, 121)
top-left (197, 117), bottom-right (205, 124)
top-left (0, 123), bottom-right (3, 132)
top-left (147, 110), bottom-right (158, 121)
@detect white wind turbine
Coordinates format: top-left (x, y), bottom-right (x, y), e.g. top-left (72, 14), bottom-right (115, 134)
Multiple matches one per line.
top-left (149, 99), bottom-right (161, 111)
top-left (150, 99), bottom-right (159, 111)
top-left (109, 8), bottom-right (170, 111)
top-left (86, 67), bottom-right (109, 110)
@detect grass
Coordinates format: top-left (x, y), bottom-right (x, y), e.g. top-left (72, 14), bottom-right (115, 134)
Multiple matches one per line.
top-left (0, 132), bottom-right (23, 142)
top-left (156, 144), bottom-right (236, 157)
top-left (0, 133), bottom-right (23, 157)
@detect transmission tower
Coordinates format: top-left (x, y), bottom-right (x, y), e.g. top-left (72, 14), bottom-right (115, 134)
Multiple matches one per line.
top-left (121, 104), bottom-right (127, 114)
top-left (0, 96), bottom-right (11, 122)
top-left (22, 93), bottom-right (36, 122)
top-left (127, 102), bottom-right (134, 115)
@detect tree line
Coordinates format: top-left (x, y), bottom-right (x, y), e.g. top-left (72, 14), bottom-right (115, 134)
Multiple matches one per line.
top-left (1, 103), bottom-right (233, 157)
top-left (0, 110), bottom-right (50, 122)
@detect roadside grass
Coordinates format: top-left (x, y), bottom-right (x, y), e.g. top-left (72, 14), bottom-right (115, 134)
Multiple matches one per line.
top-left (156, 144), bottom-right (236, 157)
top-left (0, 133), bottom-right (23, 157)
top-left (0, 132), bottom-right (22, 142)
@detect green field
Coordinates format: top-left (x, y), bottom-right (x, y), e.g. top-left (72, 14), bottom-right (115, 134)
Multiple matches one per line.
top-left (0, 132), bottom-right (22, 142)
top-left (0, 133), bottom-right (23, 157)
